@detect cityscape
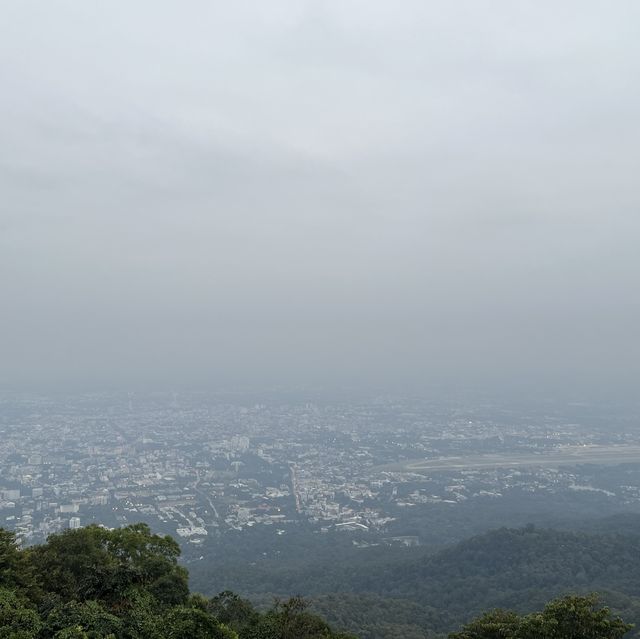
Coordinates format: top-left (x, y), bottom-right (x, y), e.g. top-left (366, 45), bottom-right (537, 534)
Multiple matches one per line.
top-left (2, 391), bottom-right (640, 559)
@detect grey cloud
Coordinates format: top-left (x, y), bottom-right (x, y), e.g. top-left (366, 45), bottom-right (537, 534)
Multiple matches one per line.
top-left (1, 1), bottom-right (639, 395)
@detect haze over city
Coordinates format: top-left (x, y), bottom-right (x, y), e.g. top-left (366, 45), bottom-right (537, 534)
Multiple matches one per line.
top-left (4, 4), bottom-right (640, 639)
top-left (2, 1), bottom-right (639, 395)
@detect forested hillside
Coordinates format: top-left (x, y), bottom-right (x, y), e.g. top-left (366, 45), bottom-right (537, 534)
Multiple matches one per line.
top-left (0, 524), bottom-right (354, 638)
top-left (2, 521), bottom-right (640, 638)
top-left (315, 526), bottom-right (640, 637)
top-left (193, 523), bottom-right (640, 639)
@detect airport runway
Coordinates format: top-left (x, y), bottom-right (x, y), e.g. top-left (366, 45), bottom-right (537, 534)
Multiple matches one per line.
top-left (383, 445), bottom-right (640, 473)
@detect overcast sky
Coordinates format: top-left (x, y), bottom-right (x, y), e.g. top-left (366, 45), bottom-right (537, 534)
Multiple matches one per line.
top-left (1, 1), bottom-right (639, 394)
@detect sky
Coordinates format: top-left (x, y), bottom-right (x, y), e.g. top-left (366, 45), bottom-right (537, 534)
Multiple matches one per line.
top-left (1, 1), bottom-right (639, 394)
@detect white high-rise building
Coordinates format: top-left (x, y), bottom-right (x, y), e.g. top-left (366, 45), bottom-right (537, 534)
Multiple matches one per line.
top-left (69, 517), bottom-right (81, 530)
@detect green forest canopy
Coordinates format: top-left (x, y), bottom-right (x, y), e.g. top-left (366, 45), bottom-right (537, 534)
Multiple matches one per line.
top-left (0, 523), bottom-right (634, 639)
top-left (0, 524), bottom-right (355, 638)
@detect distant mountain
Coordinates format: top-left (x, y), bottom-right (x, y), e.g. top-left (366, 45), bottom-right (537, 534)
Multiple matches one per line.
top-left (2, 520), bottom-right (639, 638)
top-left (192, 520), bottom-right (640, 638)
top-left (311, 525), bottom-right (640, 637)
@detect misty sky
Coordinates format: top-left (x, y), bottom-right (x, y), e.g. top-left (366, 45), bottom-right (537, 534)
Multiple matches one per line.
top-left (1, 1), bottom-right (639, 393)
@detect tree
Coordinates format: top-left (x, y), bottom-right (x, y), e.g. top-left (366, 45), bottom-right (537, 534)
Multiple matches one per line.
top-left (0, 529), bottom-right (36, 597)
top-left (249, 596), bottom-right (357, 639)
top-left (52, 628), bottom-right (89, 639)
top-left (165, 606), bottom-right (238, 639)
top-left (0, 525), bottom-right (352, 639)
top-left (520, 595), bottom-right (631, 639)
top-left (43, 600), bottom-right (123, 638)
top-left (26, 524), bottom-right (188, 606)
top-left (449, 595), bottom-right (632, 639)
top-left (0, 587), bottom-right (42, 639)
top-left (448, 609), bottom-right (522, 639)
top-left (110, 587), bottom-right (165, 639)
top-left (208, 591), bottom-right (259, 633)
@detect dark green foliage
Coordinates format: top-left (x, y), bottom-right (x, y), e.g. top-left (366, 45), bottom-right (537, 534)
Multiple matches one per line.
top-left (207, 591), bottom-right (260, 635)
top-left (0, 525), bottom-right (353, 638)
top-left (52, 628), bottom-right (91, 639)
top-left (206, 592), bottom-right (357, 639)
top-left (27, 523), bottom-right (188, 607)
top-left (0, 529), bottom-right (36, 596)
top-left (0, 587), bottom-right (42, 638)
top-left (164, 606), bottom-right (236, 639)
top-left (203, 525), bottom-right (640, 637)
top-left (43, 601), bottom-right (122, 638)
top-left (449, 609), bottom-right (522, 639)
top-left (0, 522), bottom-right (637, 639)
top-left (450, 594), bottom-right (632, 639)
top-left (255, 596), bottom-right (341, 639)
top-left (310, 593), bottom-right (438, 639)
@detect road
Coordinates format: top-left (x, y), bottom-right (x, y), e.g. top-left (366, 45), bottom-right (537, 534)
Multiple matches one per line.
top-left (193, 471), bottom-right (220, 521)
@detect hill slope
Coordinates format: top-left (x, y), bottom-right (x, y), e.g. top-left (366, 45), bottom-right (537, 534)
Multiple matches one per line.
top-left (0, 524), bottom-right (355, 639)
top-left (318, 526), bottom-right (640, 637)
top-left (193, 523), bottom-right (640, 638)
